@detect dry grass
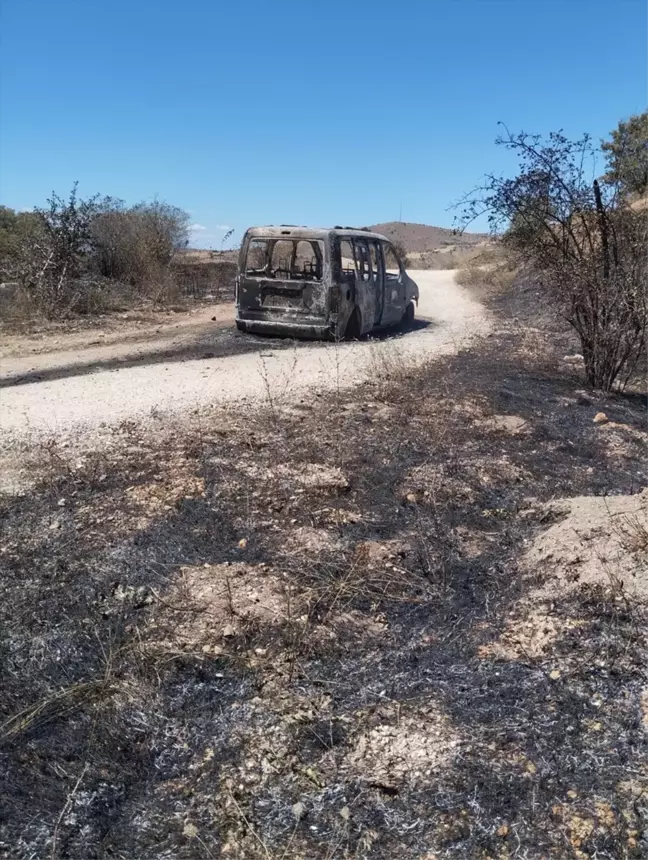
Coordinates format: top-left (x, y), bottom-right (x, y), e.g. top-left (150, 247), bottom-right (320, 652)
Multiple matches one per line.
top-left (455, 246), bottom-right (518, 292)
top-left (1, 282), bottom-right (647, 858)
top-left (617, 512), bottom-right (648, 557)
top-left (0, 260), bottom-right (236, 335)
top-left (0, 278), bottom-right (139, 330)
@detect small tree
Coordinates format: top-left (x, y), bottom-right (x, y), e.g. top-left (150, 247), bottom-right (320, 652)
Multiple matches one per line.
top-left (7, 184), bottom-right (104, 316)
top-left (36, 183), bottom-right (101, 279)
top-left (601, 110), bottom-right (648, 198)
top-left (131, 200), bottom-right (190, 265)
top-left (456, 126), bottom-right (647, 391)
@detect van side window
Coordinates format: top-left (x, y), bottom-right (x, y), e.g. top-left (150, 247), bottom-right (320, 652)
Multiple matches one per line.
top-left (368, 241), bottom-right (380, 283)
top-left (383, 243), bottom-right (401, 281)
top-left (339, 239), bottom-right (357, 284)
top-left (354, 240), bottom-right (371, 282)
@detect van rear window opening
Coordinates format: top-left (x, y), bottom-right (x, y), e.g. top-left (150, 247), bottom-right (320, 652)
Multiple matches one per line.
top-left (245, 239), bottom-right (324, 281)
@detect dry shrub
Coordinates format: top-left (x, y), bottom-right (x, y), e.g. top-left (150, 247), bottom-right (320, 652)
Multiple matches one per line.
top-left (457, 127), bottom-right (648, 390)
top-left (0, 283), bottom-right (39, 324)
top-left (0, 187), bottom-right (197, 323)
top-left (0, 277), bottom-right (136, 326)
top-left (90, 200), bottom-right (189, 287)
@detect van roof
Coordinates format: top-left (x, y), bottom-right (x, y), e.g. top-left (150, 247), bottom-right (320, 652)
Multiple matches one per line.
top-left (244, 226), bottom-right (390, 242)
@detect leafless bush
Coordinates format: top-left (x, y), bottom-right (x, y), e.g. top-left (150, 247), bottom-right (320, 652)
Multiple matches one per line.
top-left (616, 512), bottom-right (648, 557)
top-left (457, 126), bottom-right (648, 390)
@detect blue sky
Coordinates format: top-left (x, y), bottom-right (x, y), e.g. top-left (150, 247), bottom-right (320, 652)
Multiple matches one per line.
top-left (1, 0), bottom-right (646, 248)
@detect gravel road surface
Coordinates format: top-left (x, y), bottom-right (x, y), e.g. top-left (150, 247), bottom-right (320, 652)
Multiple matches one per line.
top-left (0, 270), bottom-right (490, 441)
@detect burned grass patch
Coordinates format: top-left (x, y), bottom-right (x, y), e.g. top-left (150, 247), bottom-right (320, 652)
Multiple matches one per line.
top-left (1, 289), bottom-right (647, 858)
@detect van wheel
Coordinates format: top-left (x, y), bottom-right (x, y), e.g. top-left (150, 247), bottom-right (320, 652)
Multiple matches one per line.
top-left (344, 308), bottom-right (361, 340)
top-left (400, 302), bottom-right (415, 331)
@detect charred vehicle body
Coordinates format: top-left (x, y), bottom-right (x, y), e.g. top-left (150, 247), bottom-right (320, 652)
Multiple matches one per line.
top-left (235, 226), bottom-right (419, 339)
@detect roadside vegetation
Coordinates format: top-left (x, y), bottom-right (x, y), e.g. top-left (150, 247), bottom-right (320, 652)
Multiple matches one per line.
top-left (0, 186), bottom-right (235, 328)
top-left (454, 245), bottom-right (517, 292)
top-left (456, 111), bottom-right (648, 392)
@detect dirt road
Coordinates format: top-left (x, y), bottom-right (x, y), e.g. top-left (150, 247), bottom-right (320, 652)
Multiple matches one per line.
top-left (0, 271), bottom-right (490, 440)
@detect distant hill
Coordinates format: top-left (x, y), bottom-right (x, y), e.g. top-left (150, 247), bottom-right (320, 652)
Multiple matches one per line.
top-left (368, 222), bottom-right (489, 253)
top-left (368, 222), bottom-right (493, 268)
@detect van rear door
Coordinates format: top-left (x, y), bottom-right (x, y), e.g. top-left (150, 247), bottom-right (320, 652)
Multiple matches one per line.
top-left (238, 237), bottom-right (327, 319)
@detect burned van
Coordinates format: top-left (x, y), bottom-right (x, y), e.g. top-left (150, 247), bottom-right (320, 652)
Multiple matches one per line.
top-left (235, 226), bottom-right (419, 339)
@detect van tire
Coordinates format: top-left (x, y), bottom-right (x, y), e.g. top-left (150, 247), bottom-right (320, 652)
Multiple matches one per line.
top-left (400, 302), bottom-right (415, 331)
top-left (344, 307), bottom-right (362, 340)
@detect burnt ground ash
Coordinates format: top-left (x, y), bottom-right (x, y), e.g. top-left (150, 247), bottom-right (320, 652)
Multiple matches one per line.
top-left (1, 281), bottom-right (646, 859)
